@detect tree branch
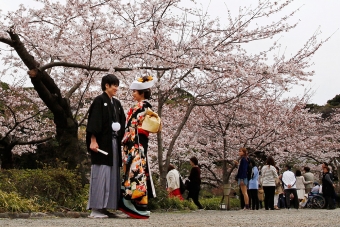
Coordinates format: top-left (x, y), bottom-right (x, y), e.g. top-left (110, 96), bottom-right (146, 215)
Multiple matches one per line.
top-left (0, 37), bottom-right (14, 46)
top-left (15, 136), bottom-right (53, 146)
top-left (38, 61), bottom-right (173, 72)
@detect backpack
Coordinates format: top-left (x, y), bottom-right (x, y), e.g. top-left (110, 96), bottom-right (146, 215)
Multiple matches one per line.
top-left (247, 158), bottom-right (253, 181)
top-left (179, 175), bottom-right (186, 194)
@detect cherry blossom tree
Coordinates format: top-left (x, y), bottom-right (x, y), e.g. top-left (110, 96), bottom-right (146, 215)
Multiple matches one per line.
top-left (0, 82), bottom-right (54, 168)
top-left (180, 93), bottom-right (340, 188)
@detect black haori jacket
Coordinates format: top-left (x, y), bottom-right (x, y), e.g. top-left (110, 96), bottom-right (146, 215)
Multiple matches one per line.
top-left (86, 92), bottom-right (126, 166)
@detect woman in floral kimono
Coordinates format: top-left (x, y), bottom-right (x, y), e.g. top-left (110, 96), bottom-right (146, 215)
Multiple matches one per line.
top-left (119, 75), bottom-right (157, 219)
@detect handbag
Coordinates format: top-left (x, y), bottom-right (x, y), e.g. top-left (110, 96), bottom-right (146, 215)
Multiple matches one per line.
top-left (179, 176), bottom-right (186, 194)
top-left (141, 108), bottom-right (161, 133)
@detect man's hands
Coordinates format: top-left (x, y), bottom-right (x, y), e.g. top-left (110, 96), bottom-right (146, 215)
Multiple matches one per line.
top-left (90, 135), bottom-right (99, 152)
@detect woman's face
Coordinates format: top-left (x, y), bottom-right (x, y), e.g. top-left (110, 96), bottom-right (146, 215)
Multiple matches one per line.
top-left (323, 167), bottom-right (328, 173)
top-left (189, 160), bottom-right (194, 166)
top-left (132, 90), bottom-right (144, 102)
top-left (239, 149), bottom-right (244, 157)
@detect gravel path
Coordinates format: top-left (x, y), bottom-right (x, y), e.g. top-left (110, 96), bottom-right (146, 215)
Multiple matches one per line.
top-left (1, 209), bottom-right (339, 227)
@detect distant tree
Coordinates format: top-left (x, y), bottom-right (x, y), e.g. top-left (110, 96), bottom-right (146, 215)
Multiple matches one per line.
top-left (327, 94), bottom-right (340, 107)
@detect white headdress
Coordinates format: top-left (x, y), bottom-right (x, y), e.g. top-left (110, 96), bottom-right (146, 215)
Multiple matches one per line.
top-left (129, 75), bottom-right (155, 90)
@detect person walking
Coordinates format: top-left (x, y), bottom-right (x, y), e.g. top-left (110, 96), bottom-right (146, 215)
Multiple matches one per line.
top-left (260, 156), bottom-right (278, 210)
top-left (187, 156), bottom-right (204, 210)
top-left (120, 75), bottom-right (157, 219)
top-left (282, 164), bottom-right (299, 210)
top-left (166, 164), bottom-right (184, 200)
top-left (86, 74), bottom-right (126, 218)
top-left (235, 147), bottom-right (250, 210)
top-left (302, 167), bottom-right (315, 194)
top-left (322, 166), bottom-right (336, 209)
top-left (248, 159), bottom-right (259, 210)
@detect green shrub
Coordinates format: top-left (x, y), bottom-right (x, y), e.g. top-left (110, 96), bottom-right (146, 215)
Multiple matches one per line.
top-left (0, 166), bottom-right (241, 213)
top-left (200, 197), bottom-right (220, 210)
top-left (0, 190), bottom-right (40, 212)
top-left (199, 196), bottom-right (239, 210)
top-left (0, 165), bottom-right (88, 212)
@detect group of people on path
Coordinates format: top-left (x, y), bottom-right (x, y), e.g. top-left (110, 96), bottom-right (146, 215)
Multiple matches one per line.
top-left (235, 148), bottom-right (337, 211)
top-left (86, 74), bottom-right (158, 219)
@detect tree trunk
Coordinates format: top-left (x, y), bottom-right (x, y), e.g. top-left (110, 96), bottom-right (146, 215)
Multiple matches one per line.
top-left (6, 30), bottom-right (85, 169)
top-left (223, 137), bottom-right (228, 184)
top-left (160, 102), bottom-right (195, 188)
top-left (56, 118), bottom-right (82, 169)
top-left (0, 144), bottom-right (15, 169)
top-left (157, 120), bottom-right (167, 187)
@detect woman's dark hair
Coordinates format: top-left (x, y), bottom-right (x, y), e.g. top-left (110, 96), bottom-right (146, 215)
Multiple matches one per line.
top-left (304, 166), bottom-right (310, 172)
top-left (275, 166), bottom-right (279, 173)
top-left (250, 158), bottom-right (256, 167)
top-left (285, 164), bottom-right (292, 170)
top-left (190, 156), bottom-right (198, 165)
top-left (167, 164), bottom-right (175, 172)
top-left (265, 156), bottom-right (275, 166)
top-left (137, 88), bottom-right (151, 99)
top-left (101, 74), bottom-right (119, 91)
top-left (296, 170), bottom-right (302, 176)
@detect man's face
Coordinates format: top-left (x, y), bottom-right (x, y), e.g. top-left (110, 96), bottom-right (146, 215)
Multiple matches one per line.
top-left (105, 84), bottom-right (118, 97)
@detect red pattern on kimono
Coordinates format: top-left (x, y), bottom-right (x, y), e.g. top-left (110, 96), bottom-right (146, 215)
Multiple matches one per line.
top-left (121, 100), bottom-right (155, 218)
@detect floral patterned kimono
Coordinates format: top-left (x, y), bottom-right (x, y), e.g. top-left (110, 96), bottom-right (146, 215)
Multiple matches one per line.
top-left (120, 100), bottom-right (156, 219)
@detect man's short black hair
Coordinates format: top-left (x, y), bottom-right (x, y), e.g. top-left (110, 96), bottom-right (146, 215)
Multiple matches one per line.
top-left (101, 74), bottom-right (119, 91)
top-left (285, 164), bottom-right (291, 170)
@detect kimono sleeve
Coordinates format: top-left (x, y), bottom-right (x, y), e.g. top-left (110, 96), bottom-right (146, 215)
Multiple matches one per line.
top-left (86, 96), bottom-right (103, 137)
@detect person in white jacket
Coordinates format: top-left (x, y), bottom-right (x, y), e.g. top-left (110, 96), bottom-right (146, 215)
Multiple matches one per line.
top-left (282, 164), bottom-right (299, 209)
top-left (295, 169), bottom-right (312, 201)
top-left (166, 164), bottom-right (184, 200)
top-left (260, 156), bottom-right (278, 210)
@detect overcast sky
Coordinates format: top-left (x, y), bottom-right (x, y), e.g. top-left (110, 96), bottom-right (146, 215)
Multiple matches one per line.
top-left (1, 0), bottom-right (339, 105)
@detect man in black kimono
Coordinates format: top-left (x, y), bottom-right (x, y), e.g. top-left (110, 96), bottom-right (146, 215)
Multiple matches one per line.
top-left (86, 74), bottom-right (126, 218)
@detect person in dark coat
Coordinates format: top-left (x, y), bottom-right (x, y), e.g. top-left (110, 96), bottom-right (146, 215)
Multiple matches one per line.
top-left (322, 166), bottom-right (336, 209)
top-left (187, 156), bottom-right (204, 209)
top-left (235, 147), bottom-right (250, 210)
top-left (86, 74), bottom-right (126, 218)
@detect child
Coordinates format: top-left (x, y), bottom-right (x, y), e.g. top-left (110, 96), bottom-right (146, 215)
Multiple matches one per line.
top-left (258, 185), bottom-right (264, 209)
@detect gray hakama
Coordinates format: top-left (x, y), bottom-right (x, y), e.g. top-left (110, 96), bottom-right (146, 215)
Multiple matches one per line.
top-left (87, 135), bottom-right (120, 210)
